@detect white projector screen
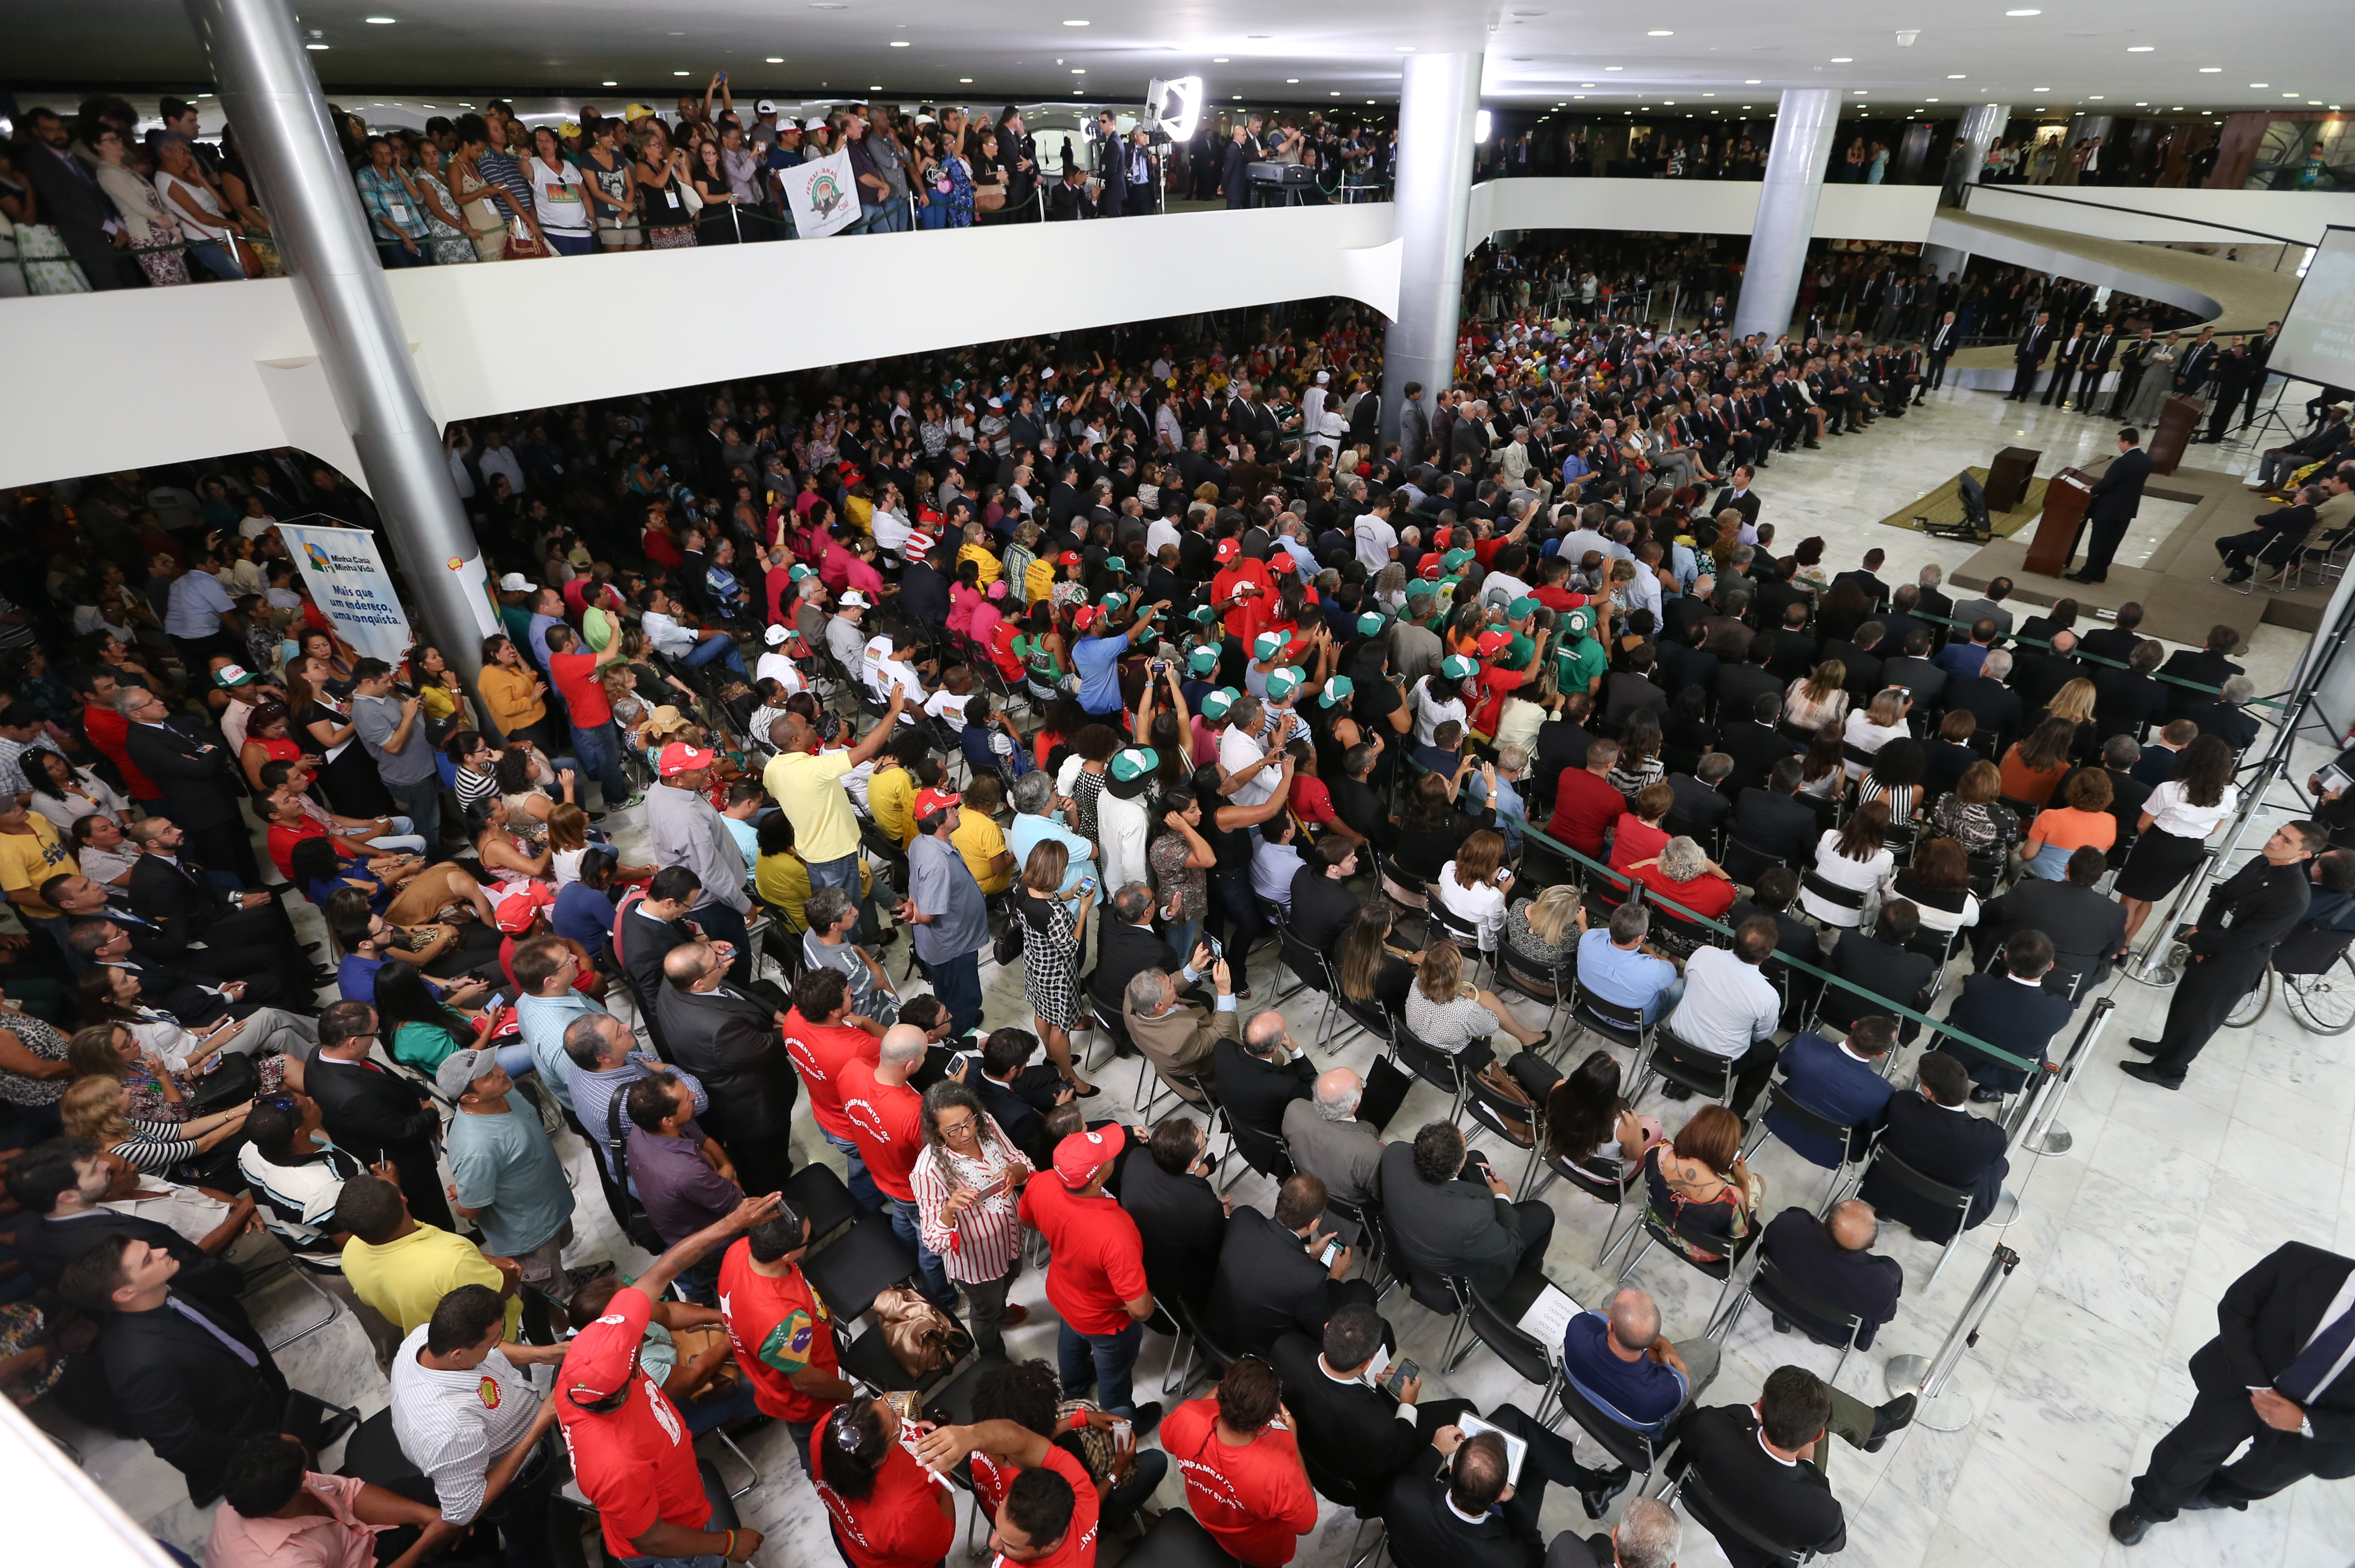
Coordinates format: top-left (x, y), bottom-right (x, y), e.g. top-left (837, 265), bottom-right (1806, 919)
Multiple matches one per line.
top-left (2272, 223), bottom-right (2355, 390)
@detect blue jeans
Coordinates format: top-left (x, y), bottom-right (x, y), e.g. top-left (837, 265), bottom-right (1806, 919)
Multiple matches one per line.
top-left (925, 949), bottom-right (983, 1036)
top-left (822, 1127), bottom-right (885, 1211)
top-left (571, 723), bottom-right (633, 807)
top-left (382, 775), bottom-right (443, 852)
top-left (1165, 918), bottom-right (1202, 969)
top-left (681, 1375), bottom-right (760, 1435)
top-left (680, 634), bottom-right (748, 678)
top-left (889, 1195), bottom-right (956, 1308)
top-left (1057, 1317), bottom-right (1143, 1416)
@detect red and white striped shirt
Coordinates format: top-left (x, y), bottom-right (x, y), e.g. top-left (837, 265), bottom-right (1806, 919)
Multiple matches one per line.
top-left (909, 1114), bottom-right (1033, 1285)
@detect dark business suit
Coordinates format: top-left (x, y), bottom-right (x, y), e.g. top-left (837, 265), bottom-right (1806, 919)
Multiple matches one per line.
top-left (616, 894), bottom-right (694, 1033)
top-left (1272, 1332), bottom-right (1470, 1508)
top-left (2043, 331), bottom-right (2089, 406)
top-left (1977, 876), bottom-right (2128, 997)
top-left (1946, 673), bottom-right (2022, 744)
top-left (1090, 921), bottom-right (1180, 1025)
top-left (1716, 723), bottom-right (1803, 796)
top-left (304, 1047), bottom-right (454, 1229)
top-left (1671, 1404), bottom-right (1846, 1568)
top-left (1289, 872), bottom-right (1362, 955)
top-left (1211, 1038), bottom-right (1315, 1171)
top-left (124, 719), bottom-right (262, 886)
top-left (2144, 855), bottom-right (2312, 1085)
top-left (2075, 332), bottom-right (2118, 411)
top-left (1119, 1146), bottom-right (1229, 1319)
top-left (2128, 1242), bottom-right (2355, 1521)
top-left (2009, 322), bottom-right (2053, 401)
top-left (106, 953), bottom-right (278, 1024)
top-left (98, 1292), bottom-right (290, 1503)
top-left (655, 982), bottom-right (800, 1195)
top-left (975, 1072), bottom-right (1052, 1168)
top-left (1374, 1141), bottom-right (1553, 1306)
top-left (1724, 788), bottom-right (1817, 882)
top-left (2073, 445), bottom-right (2151, 581)
top-left (2160, 648), bottom-right (2246, 720)
top-left (1935, 969), bottom-right (2076, 1092)
top-left (1765, 1032), bottom-right (1895, 1168)
top-left (1382, 1460), bottom-right (1542, 1568)
top-left (16, 1209), bottom-right (242, 1301)
top-left (2185, 698), bottom-right (2260, 753)
top-left (1857, 1090), bottom-right (2009, 1242)
top-left (20, 140), bottom-right (135, 290)
top-left (2090, 663), bottom-right (2166, 742)
top-left (1759, 1206), bottom-right (1904, 1349)
top-left (1663, 773), bottom-right (1732, 842)
top-left (1207, 1206), bottom-right (1378, 1358)
top-left (128, 851), bottom-right (290, 956)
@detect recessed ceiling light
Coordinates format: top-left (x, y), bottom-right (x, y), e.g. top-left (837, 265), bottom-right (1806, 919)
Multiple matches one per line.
top-left (365, 15), bottom-right (395, 22)
top-left (305, 42), bottom-right (328, 49)
top-left (809, 3), bottom-right (846, 8)
top-left (1605, 65), bottom-right (1623, 71)
top-left (1584, 82), bottom-right (1599, 87)
top-left (2199, 66), bottom-right (2221, 72)
top-left (2286, 92), bottom-right (2304, 98)
top-left (1397, 46), bottom-right (1415, 52)
top-left (1852, 88), bottom-right (1867, 94)
top-left (1574, 95), bottom-right (1585, 99)
top-left (1663, 100), bottom-right (1676, 105)
top-left (1247, 34), bottom-right (1270, 39)
top-left (1213, 57), bottom-right (1228, 63)
top-left (2251, 83), bottom-right (2269, 88)
top-left (1232, 94), bottom-right (1242, 99)
top-left (1744, 78), bottom-right (1761, 84)
top-left (602, 80), bottom-right (618, 86)
top-left (2134, 101), bottom-right (2147, 106)
top-left (1702, 92), bottom-right (1715, 97)
top-left (2006, 7), bottom-right (2042, 14)
top-left (959, 77), bottom-right (972, 83)
top-left (2127, 45), bottom-right (2154, 52)
top-left (1063, 18), bottom-right (1090, 25)
top-left (2089, 95), bottom-right (2104, 100)
top-left (870, 84), bottom-right (882, 90)
top-left (1329, 91), bottom-right (1341, 95)
top-left (674, 70), bottom-right (689, 76)
top-left (1071, 68), bottom-right (1085, 74)
top-left (766, 56), bottom-right (782, 63)
top-left (1927, 96), bottom-right (1939, 101)
top-left (1831, 57), bottom-right (1853, 63)
top-left (1647, 29), bottom-right (1674, 36)
top-left (889, 40), bottom-right (910, 47)
top-left (1948, 74), bottom-right (1967, 80)
top-left (1285, 78), bottom-right (1298, 83)
top-left (2032, 86), bottom-right (2049, 92)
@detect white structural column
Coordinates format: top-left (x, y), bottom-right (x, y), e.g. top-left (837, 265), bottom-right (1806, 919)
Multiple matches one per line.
top-left (183, 0), bottom-right (496, 709)
top-left (1943, 101), bottom-right (2011, 206)
top-left (1732, 88), bottom-right (1842, 342)
top-left (1380, 51), bottom-right (1484, 445)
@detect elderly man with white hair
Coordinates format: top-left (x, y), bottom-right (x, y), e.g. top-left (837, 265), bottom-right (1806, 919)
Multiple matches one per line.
top-left (1281, 1067), bottom-right (1385, 1205)
top-left (1550, 1497), bottom-right (1683, 1568)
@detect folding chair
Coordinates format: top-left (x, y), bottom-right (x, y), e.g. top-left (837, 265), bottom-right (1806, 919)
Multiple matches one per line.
top-left (1371, 1203), bottom-right (1474, 1368)
top-left (1613, 1198), bottom-right (1762, 1339)
top-left (1461, 1066), bottom-right (1543, 1199)
top-left (1571, 984), bottom-right (1654, 1066)
top-left (1715, 1253), bottom-right (1869, 1388)
top-left (1390, 1022), bottom-right (1473, 1118)
top-left (1494, 945), bottom-right (1575, 1046)
top-left (1550, 1362), bottom-right (1677, 1499)
top-left (1627, 1028), bottom-right (1737, 1110)
top-left (1836, 1143), bottom-right (1979, 1293)
top-left (1658, 1465), bottom-right (1822, 1564)
top-left (1450, 1276), bottom-right (1561, 1391)
top-left (1428, 900), bottom-right (1494, 987)
top-left (1742, 1081), bottom-right (1874, 1212)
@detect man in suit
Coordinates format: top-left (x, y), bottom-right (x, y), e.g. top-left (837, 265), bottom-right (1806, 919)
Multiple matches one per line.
top-left (1383, 1403), bottom-right (1631, 1568)
top-left (2067, 428), bottom-right (2154, 584)
top-left (2111, 1242), bottom-right (2355, 1543)
top-left (1272, 1303), bottom-right (1474, 1507)
top-left (123, 817), bottom-right (297, 955)
top-left (2076, 324), bottom-right (2120, 412)
top-left (1377, 1122), bottom-right (1553, 1309)
top-left (2092, 639), bottom-right (2169, 741)
top-left (2160, 626), bottom-right (2247, 720)
top-left (115, 685), bottom-right (262, 887)
top-left (1282, 1067), bottom-right (1384, 1205)
top-left (19, 108), bottom-right (137, 289)
top-left (969, 1027), bottom-right (1063, 1168)
top-left (2015, 628), bottom-right (2088, 713)
top-left (1090, 885), bottom-right (1181, 1026)
top-left (7, 1137), bottom-right (252, 1297)
top-left (1823, 903), bottom-right (1938, 1032)
top-left (1878, 629), bottom-right (1947, 708)
top-left (2217, 484), bottom-right (2324, 584)
top-left (1762, 1201), bottom-right (1904, 1350)
top-left (1672, 1368), bottom-right (1854, 1568)
top-left (1124, 960), bottom-right (1234, 1107)
top-left (2044, 322), bottom-right (2091, 407)
top-left (2107, 327), bottom-right (2159, 418)
top-left (1713, 637), bottom-right (1783, 723)
top-left (1710, 467), bottom-right (1762, 533)
top-left (1655, 621), bottom-right (1719, 702)
top-left (1926, 310), bottom-right (1962, 391)
top-left (1214, 1011), bottom-right (1315, 1174)
top-left (1664, 754), bottom-right (1735, 842)
top-left (1289, 843), bottom-right (1362, 953)
top-left (2008, 310), bottom-right (2054, 402)
top-left (1943, 648), bottom-right (2023, 745)
top-left (2125, 820), bottom-right (2320, 1092)
top-left (60, 1232), bottom-right (304, 1506)
top-left (655, 940), bottom-right (800, 1195)
top-left (2186, 676), bottom-right (2262, 753)
top-left (1206, 1173), bottom-right (1378, 1357)
top-left (2204, 338), bottom-right (2258, 443)
top-left (1818, 623), bottom-right (1886, 702)
top-left (616, 869), bottom-right (705, 1031)
top-left (1118, 1114), bottom-right (1228, 1321)
top-left (1766, 1015), bottom-right (1899, 1169)
top-left (2238, 319), bottom-right (2285, 430)
top-left (1978, 846), bottom-right (2130, 997)
top-left (58, 907), bottom-right (289, 1018)
top-left (1936, 928), bottom-right (2074, 1098)
top-left (1857, 1052), bottom-right (2011, 1240)
top-left (305, 1000), bottom-right (453, 1229)
top-left (2252, 404), bottom-right (2349, 492)
top-left (1833, 549), bottom-right (1892, 607)
top-left (1723, 757), bottom-right (1816, 883)
top-left (2173, 326), bottom-right (2219, 398)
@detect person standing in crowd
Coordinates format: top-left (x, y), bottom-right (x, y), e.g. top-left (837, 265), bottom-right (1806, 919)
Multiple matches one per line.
top-left (438, 1047), bottom-right (577, 1304)
top-left (656, 939), bottom-right (801, 1198)
top-left (1020, 1128), bottom-right (1162, 1431)
top-left (898, 785), bottom-right (991, 1037)
top-left (644, 739), bottom-right (755, 983)
top-left (718, 1200), bottom-right (857, 1471)
top-left (351, 659), bottom-right (445, 854)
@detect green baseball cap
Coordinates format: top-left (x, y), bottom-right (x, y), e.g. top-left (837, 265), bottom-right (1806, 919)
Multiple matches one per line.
top-left (1201, 687), bottom-right (1239, 720)
top-left (1319, 674), bottom-right (1356, 708)
top-left (789, 563), bottom-right (813, 582)
top-left (1508, 596), bottom-right (1539, 620)
top-left (1442, 548), bottom-right (1474, 571)
top-left (1266, 667), bottom-right (1306, 701)
top-left (1100, 592), bottom-right (1129, 614)
top-left (1440, 655), bottom-right (1478, 683)
top-left (1189, 605), bottom-right (1219, 627)
top-left (1563, 607), bottom-right (1594, 638)
top-left (1356, 610), bottom-right (1387, 637)
top-left (1254, 630), bottom-right (1288, 660)
top-left (1109, 747), bottom-right (1159, 782)
top-left (1187, 647), bottom-right (1219, 675)
top-left (1101, 557), bottom-right (1128, 573)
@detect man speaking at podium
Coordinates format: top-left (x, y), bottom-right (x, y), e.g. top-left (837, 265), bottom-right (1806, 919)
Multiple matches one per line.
top-left (2066, 428), bottom-right (2152, 585)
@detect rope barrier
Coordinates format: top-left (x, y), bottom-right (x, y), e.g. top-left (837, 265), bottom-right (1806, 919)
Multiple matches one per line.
top-left (1506, 816), bottom-right (2047, 1075)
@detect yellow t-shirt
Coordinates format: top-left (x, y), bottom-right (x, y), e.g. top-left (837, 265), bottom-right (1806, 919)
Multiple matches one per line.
top-left (1024, 557), bottom-right (1056, 606)
top-left (844, 495), bottom-right (874, 537)
top-left (341, 1222), bottom-right (522, 1336)
top-left (762, 749), bottom-right (859, 864)
top-left (0, 816), bottom-right (76, 921)
top-left (755, 850), bottom-right (874, 930)
top-left (950, 809), bottom-right (1012, 894)
top-left (958, 541), bottom-right (1003, 587)
top-left (870, 763), bottom-right (918, 849)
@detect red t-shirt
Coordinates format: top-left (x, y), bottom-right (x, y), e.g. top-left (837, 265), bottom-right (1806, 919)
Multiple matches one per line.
top-left (992, 1444), bottom-right (1101, 1568)
top-left (1159, 1400), bottom-right (1321, 1567)
top-left (1211, 560), bottom-right (1274, 643)
top-left (783, 1008), bottom-right (882, 1142)
top-left (268, 818), bottom-right (328, 882)
top-left (1632, 862), bottom-right (1738, 922)
top-left (548, 649), bottom-right (613, 728)
top-left (555, 1291), bottom-right (709, 1562)
top-left (1608, 814), bottom-right (1669, 873)
top-left (716, 1238), bottom-right (841, 1423)
top-left (1016, 1178), bottom-right (1148, 1335)
top-left (811, 1429), bottom-right (956, 1568)
top-left (1289, 773), bottom-right (1334, 828)
top-left (1531, 585), bottom-right (1586, 615)
top-left (1467, 664), bottom-right (1529, 739)
top-left (85, 702), bottom-right (156, 798)
top-left (1547, 766), bottom-right (1626, 857)
top-left (836, 1057), bottom-right (925, 1201)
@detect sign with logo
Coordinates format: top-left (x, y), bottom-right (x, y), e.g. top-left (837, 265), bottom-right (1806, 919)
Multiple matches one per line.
top-left (782, 148), bottom-right (861, 239)
top-left (277, 519), bottom-right (413, 665)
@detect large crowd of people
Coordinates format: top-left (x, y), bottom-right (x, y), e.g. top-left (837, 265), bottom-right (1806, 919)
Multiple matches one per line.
top-left (1, 280), bottom-right (2351, 1568)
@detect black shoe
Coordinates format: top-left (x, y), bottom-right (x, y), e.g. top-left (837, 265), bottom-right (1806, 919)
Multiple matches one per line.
top-left (1659, 1081), bottom-right (1695, 1100)
top-left (1579, 1465), bottom-right (1634, 1520)
top-left (2109, 1505), bottom-right (2157, 1545)
top-left (1770, 1313), bottom-right (1793, 1334)
top-left (1865, 1393), bottom-right (1917, 1452)
top-left (1968, 1086), bottom-right (2006, 1104)
top-left (2064, 571), bottom-right (2102, 584)
top-left (2121, 1060), bottom-right (2182, 1091)
top-left (2125, 1036), bottom-right (2163, 1055)
top-left (2224, 567), bottom-right (2253, 585)
top-left (1128, 1401), bottom-right (1163, 1440)
top-left (1804, 440), bottom-right (1821, 449)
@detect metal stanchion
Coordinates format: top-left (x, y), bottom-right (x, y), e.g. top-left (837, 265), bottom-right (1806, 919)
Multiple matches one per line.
top-left (1884, 1244), bottom-right (2021, 1432)
top-left (2128, 848), bottom-right (2219, 985)
top-left (2017, 997), bottom-right (2115, 1158)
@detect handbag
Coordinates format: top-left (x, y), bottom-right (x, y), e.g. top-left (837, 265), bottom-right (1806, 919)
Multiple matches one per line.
top-left (872, 1284), bottom-right (972, 1377)
top-left (187, 1049), bottom-right (260, 1113)
top-left (604, 1090), bottom-right (671, 1255)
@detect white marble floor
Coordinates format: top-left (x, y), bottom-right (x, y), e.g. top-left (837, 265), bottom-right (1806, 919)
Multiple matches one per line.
top-left (46, 384), bottom-right (2354, 1568)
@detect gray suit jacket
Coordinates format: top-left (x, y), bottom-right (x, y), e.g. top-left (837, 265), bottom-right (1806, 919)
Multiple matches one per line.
top-left (1282, 1099), bottom-right (1384, 1205)
top-left (1125, 996), bottom-right (1234, 1104)
top-left (1375, 1140), bottom-right (1527, 1299)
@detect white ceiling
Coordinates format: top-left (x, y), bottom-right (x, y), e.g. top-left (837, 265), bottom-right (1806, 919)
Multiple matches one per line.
top-left (13, 0), bottom-right (2352, 117)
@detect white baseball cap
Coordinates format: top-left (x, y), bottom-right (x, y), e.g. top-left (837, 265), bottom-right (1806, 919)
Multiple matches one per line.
top-left (839, 590), bottom-right (872, 609)
top-left (804, 116), bottom-right (828, 131)
top-left (497, 572), bottom-right (534, 592)
top-left (764, 624), bottom-right (789, 646)
top-left (755, 99), bottom-right (779, 115)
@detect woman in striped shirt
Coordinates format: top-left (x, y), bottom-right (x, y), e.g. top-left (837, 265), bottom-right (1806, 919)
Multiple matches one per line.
top-left (910, 1077), bottom-right (1034, 1359)
top-left (60, 1073), bottom-right (248, 1180)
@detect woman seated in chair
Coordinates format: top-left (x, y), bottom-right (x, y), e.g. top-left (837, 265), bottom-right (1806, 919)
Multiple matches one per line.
top-left (1797, 721), bottom-right (1849, 802)
top-left (295, 837), bottom-right (498, 931)
top-left (1505, 884), bottom-right (1582, 971)
top-left (2015, 766), bottom-right (2115, 881)
top-left (476, 795), bottom-right (554, 885)
top-left (1507, 1047), bottom-right (1663, 1177)
top-left (2031, 678), bottom-right (2102, 767)
top-left (1621, 834), bottom-right (1738, 923)
top-left (1393, 770), bottom-right (1487, 884)
top-left (1607, 780), bottom-right (1675, 874)
top-left (1891, 835), bottom-right (1980, 938)
top-left (1334, 900), bottom-right (1419, 1016)
top-left (1402, 940), bottom-right (1549, 1069)
top-left (1842, 687), bottom-right (1913, 779)
top-left (1640, 1103), bottom-right (1762, 1265)
top-left (1607, 708), bottom-right (1666, 796)
top-left (1434, 828), bottom-right (1514, 953)
top-left (374, 958), bottom-right (531, 1078)
top-left (1782, 659), bottom-right (1851, 732)
top-left (60, 1073), bottom-right (248, 1185)
top-left (1856, 738), bottom-right (1926, 826)
top-left (1998, 715), bottom-right (2078, 808)
top-left (1930, 760), bottom-right (2020, 855)
top-left (1800, 798), bottom-right (1896, 928)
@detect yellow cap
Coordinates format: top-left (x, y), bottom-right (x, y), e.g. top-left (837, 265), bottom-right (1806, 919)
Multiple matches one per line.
top-left (623, 103), bottom-right (656, 122)
top-left (557, 121), bottom-right (582, 138)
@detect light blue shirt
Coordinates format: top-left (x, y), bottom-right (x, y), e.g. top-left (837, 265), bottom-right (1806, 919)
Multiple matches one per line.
top-left (445, 1099), bottom-right (573, 1256)
top-left (164, 569), bottom-right (236, 638)
top-left (1073, 630), bottom-right (1131, 716)
top-left (513, 990), bottom-right (604, 1113)
top-left (1577, 927), bottom-right (1679, 1023)
top-left (723, 814), bottom-right (762, 870)
top-left (1008, 811), bottom-right (1095, 916)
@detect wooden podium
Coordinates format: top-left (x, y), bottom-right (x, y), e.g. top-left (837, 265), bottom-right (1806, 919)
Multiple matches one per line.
top-left (1984, 445), bottom-right (2041, 513)
top-left (2148, 393), bottom-right (2202, 476)
top-left (2024, 467), bottom-right (2094, 577)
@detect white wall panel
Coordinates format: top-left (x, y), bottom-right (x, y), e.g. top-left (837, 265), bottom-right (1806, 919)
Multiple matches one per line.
top-left (1965, 185), bottom-right (2355, 249)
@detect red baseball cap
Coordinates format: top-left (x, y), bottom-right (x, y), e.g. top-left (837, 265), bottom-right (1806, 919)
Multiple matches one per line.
top-left (494, 881), bottom-right (556, 933)
top-left (1270, 554), bottom-right (1297, 574)
top-left (1215, 539), bottom-right (1241, 563)
top-left (562, 1282), bottom-right (652, 1405)
top-left (1058, 550), bottom-right (1084, 567)
top-left (1476, 628), bottom-right (1512, 657)
top-left (914, 786), bottom-right (963, 819)
top-left (657, 741), bottom-right (717, 777)
top-left (1072, 605), bottom-right (1102, 631)
top-left (1053, 1128), bottom-right (1122, 1187)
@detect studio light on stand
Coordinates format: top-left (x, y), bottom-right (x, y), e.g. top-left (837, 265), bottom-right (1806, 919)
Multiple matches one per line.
top-left (1142, 75), bottom-right (1202, 213)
